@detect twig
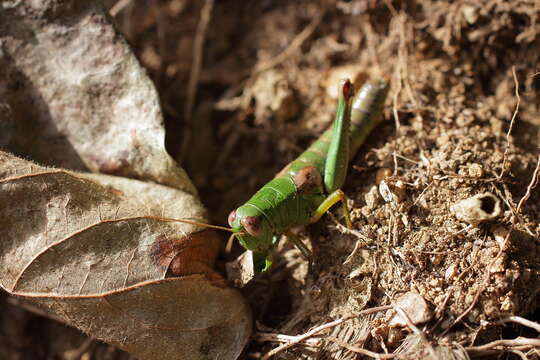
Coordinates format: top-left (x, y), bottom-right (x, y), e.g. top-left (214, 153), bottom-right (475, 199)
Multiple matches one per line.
top-left (334, 224), bottom-right (371, 243)
top-left (180, 0), bottom-right (214, 161)
top-left (343, 238), bottom-right (362, 265)
top-left (253, 332), bottom-right (321, 347)
top-left (185, 0), bottom-right (214, 121)
top-left (495, 316), bottom-right (540, 333)
top-left (498, 65), bottom-right (521, 179)
top-left (464, 337), bottom-right (540, 356)
top-left (511, 349), bottom-right (529, 360)
top-left (441, 224), bottom-right (472, 243)
top-left (253, 12), bottom-right (323, 75)
top-left (393, 152), bottom-right (419, 165)
top-left (411, 181), bottom-right (433, 207)
top-left (326, 336), bottom-right (406, 359)
top-left (109, 0), bottom-right (133, 17)
top-left (260, 305), bottom-right (392, 359)
top-left (392, 152), bottom-right (399, 176)
top-left (451, 343), bottom-right (471, 360)
top-left (516, 152), bottom-right (540, 213)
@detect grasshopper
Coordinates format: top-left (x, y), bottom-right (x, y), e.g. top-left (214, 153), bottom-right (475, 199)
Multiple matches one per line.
top-left (227, 78), bottom-right (389, 272)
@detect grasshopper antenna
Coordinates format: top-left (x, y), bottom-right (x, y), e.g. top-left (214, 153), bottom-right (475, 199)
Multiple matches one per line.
top-left (148, 216), bottom-right (234, 232)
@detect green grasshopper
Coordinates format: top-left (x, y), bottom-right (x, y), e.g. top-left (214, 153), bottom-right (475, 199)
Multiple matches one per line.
top-left (227, 78), bottom-right (389, 272)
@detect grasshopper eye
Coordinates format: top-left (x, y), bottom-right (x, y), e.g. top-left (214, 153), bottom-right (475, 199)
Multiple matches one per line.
top-left (228, 209), bottom-right (237, 227)
top-left (342, 79), bottom-right (352, 99)
top-left (240, 216), bottom-right (263, 237)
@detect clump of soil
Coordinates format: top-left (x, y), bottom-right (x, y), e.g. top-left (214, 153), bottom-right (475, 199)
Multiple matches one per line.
top-left (4, 0), bottom-right (540, 359)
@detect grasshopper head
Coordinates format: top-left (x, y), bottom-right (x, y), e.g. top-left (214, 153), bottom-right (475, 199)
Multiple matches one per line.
top-left (228, 206), bottom-right (275, 256)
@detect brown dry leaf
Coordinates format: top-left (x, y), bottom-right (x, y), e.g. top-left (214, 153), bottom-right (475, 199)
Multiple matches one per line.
top-left (0, 0), bottom-right (196, 194)
top-left (0, 151), bottom-right (251, 360)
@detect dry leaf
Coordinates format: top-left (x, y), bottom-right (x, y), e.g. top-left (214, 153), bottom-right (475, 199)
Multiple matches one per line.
top-left (0, 0), bottom-right (195, 194)
top-left (0, 151), bottom-right (251, 360)
top-left (0, 2), bottom-right (252, 358)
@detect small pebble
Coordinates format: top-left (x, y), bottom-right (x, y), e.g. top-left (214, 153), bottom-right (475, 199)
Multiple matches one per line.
top-left (389, 292), bottom-right (433, 327)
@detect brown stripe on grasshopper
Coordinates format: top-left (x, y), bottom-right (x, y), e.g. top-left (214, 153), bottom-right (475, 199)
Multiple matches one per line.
top-left (292, 166), bottom-right (322, 195)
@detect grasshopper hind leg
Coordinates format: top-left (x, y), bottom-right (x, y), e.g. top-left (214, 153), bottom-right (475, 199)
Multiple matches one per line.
top-left (310, 189), bottom-right (352, 228)
top-left (319, 79), bottom-right (354, 229)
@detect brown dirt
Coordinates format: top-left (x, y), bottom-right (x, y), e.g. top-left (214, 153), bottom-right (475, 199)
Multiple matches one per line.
top-left (4, 0), bottom-right (540, 359)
